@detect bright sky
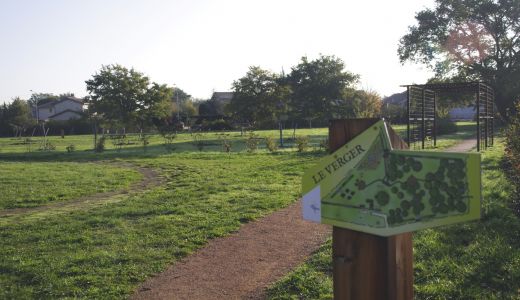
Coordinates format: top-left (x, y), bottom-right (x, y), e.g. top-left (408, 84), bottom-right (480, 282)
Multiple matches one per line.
top-left (0, 0), bottom-right (436, 103)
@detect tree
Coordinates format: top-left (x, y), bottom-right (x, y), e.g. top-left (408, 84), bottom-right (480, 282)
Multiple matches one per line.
top-left (27, 93), bottom-right (58, 108)
top-left (288, 55), bottom-right (359, 125)
top-left (5, 98), bottom-right (35, 137)
top-left (137, 83), bottom-right (174, 131)
top-left (171, 87), bottom-right (195, 121)
top-left (398, 0), bottom-right (520, 119)
top-left (228, 66), bottom-right (290, 126)
top-left (346, 89), bottom-right (382, 118)
top-left (85, 64), bottom-right (173, 130)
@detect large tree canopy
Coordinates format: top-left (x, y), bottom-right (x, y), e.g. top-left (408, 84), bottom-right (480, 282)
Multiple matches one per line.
top-left (288, 55), bottom-right (359, 121)
top-left (85, 64), bottom-right (173, 129)
top-left (398, 0), bottom-right (520, 119)
top-left (228, 66), bottom-right (290, 125)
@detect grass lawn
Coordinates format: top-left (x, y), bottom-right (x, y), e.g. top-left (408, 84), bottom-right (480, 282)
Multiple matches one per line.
top-left (0, 162), bottom-right (141, 209)
top-left (0, 121), bottom-right (482, 299)
top-left (0, 151), bottom-right (320, 299)
top-left (266, 140), bottom-right (520, 299)
top-left (0, 122), bottom-right (475, 158)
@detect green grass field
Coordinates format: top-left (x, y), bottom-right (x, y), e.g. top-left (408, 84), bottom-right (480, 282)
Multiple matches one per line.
top-left (0, 151), bottom-right (320, 298)
top-left (0, 162), bottom-right (140, 209)
top-left (0, 121), bottom-right (495, 299)
top-left (266, 140), bottom-right (520, 299)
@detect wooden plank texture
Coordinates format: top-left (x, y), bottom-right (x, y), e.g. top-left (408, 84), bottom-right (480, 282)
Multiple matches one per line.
top-left (329, 118), bottom-right (413, 300)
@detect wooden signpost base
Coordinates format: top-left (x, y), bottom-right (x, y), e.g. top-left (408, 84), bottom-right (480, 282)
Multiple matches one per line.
top-left (329, 118), bottom-right (414, 300)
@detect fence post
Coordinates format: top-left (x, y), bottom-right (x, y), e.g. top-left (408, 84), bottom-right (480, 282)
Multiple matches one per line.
top-left (329, 118), bottom-right (414, 300)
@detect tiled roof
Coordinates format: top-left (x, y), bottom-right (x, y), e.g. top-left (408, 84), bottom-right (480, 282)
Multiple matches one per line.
top-left (38, 97), bottom-right (84, 109)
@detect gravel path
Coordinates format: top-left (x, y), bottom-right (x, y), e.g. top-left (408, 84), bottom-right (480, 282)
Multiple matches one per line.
top-left (132, 201), bottom-right (330, 300)
top-left (444, 138), bottom-right (477, 152)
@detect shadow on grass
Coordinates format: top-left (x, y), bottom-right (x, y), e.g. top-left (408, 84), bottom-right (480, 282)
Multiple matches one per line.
top-left (0, 139), bottom-right (327, 163)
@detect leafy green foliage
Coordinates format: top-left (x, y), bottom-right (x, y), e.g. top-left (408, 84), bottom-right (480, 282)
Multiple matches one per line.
top-left (245, 132), bottom-right (260, 153)
top-left (288, 55), bottom-right (359, 122)
top-left (218, 135), bottom-right (232, 153)
top-left (192, 133), bottom-right (206, 151)
top-left (436, 117), bottom-right (458, 134)
top-left (295, 136), bottom-right (310, 152)
top-left (504, 104), bottom-right (520, 216)
top-left (265, 136), bottom-right (278, 153)
top-left (229, 66), bottom-right (291, 126)
top-left (139, 134), bottom-right (150, 153)
top-left (95, 136), bottom-right (106, 153)
top-left (398, 0), bottom-right (520, 119)
top-left (85, 64), bottom-right (173, 130)
top-left (160, 131), bottom-right (177, 152)
top-left (66, 144), bottom-right (76, 153)
top-left (0, 98), bottom-right (35, 137)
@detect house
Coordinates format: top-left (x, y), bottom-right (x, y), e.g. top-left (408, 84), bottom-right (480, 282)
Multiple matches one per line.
top-left (210, 92), bottom-right (233, 103)
top-left (35, 96), bottom-right (84, 121)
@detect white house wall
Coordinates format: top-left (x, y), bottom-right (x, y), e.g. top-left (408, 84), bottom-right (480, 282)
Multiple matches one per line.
top-left (37, 99), bottom-right (83, 121)
top-left (51, 111), bottom-right (82, 121)
top-left (54, 100), bottom-right (82, 113)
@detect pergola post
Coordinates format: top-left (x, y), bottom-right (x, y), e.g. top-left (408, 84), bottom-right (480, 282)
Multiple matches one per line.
top-left (477, 85), bottom-right (481, 152)
top-left (406, 86), bottom-right (410, 145)
top-left (422, 89), bottom-right (425, 149)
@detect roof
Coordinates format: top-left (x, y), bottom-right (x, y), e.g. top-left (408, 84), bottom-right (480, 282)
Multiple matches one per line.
top-left (210, 92), bottom-right (234, 102)
top-left (38, 97), bottom-right (84, 109)
top-left (47, 109), bottom-right (84, 119)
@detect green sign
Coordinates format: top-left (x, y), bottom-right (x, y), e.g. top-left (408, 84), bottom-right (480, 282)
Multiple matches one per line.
top-left (302, 120), bottom-right (481, 236)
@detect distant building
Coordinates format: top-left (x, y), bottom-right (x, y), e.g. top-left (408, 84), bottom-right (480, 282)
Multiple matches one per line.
top-left (210, 92), bottom-right (234, 103)
top-left (35, 96), bottom-right (84, 121)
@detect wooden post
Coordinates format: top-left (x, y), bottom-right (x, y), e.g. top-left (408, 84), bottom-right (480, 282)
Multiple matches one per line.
top-left (329, 118), bottom-right (413, 300)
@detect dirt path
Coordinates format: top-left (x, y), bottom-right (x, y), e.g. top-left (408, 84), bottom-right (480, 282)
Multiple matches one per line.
top-left (132, 201), bottom-right (330, 300)
top-left (0, 162), bottom-right (164, 220)
top-left (444, 138), bottom-right (477, 152)
top-left (131, 137), bottom-right (480, 300)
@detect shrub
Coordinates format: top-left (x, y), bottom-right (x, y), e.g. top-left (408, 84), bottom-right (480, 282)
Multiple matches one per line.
top-left (295, 136), bottom-right (310, 152)
top-left (95, 136), bottom-right (106, 153)
top-left (66, 144), bottom-right (76, 153)
top-left (110, 134), bottom-right (127, 152)
top-left (139, 134), bottom-right (150, 152)
top-left (319, 138), bottom-right (329, 152)
top-left (200, 119), bottom-right (234, 131)
top-left (193, 133), bottom-right (205, 151)
top-left (161, 132), bottom-right (177, 152)
top-left (221, 138), bottom-right (232, 153)
top-left (504, 104), bottom-right (520, 216)
top-left (436, 118), bottom-right (457, 135)
top-left (245, 132), bottom-right (260, 153)
top-left (265, 136), bottom-right (278, 153)
top-left (38, 139), bottom-right (55, 151)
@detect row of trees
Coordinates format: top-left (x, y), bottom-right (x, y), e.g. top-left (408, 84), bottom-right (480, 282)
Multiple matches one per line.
top-left (86, 64), bottom-right (196, 132)
top-left (228, 55), bottom-right (381, 128)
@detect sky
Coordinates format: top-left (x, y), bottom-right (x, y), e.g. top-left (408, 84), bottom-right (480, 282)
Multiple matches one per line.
top-left (0, 0), bottom-right (436, 103)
